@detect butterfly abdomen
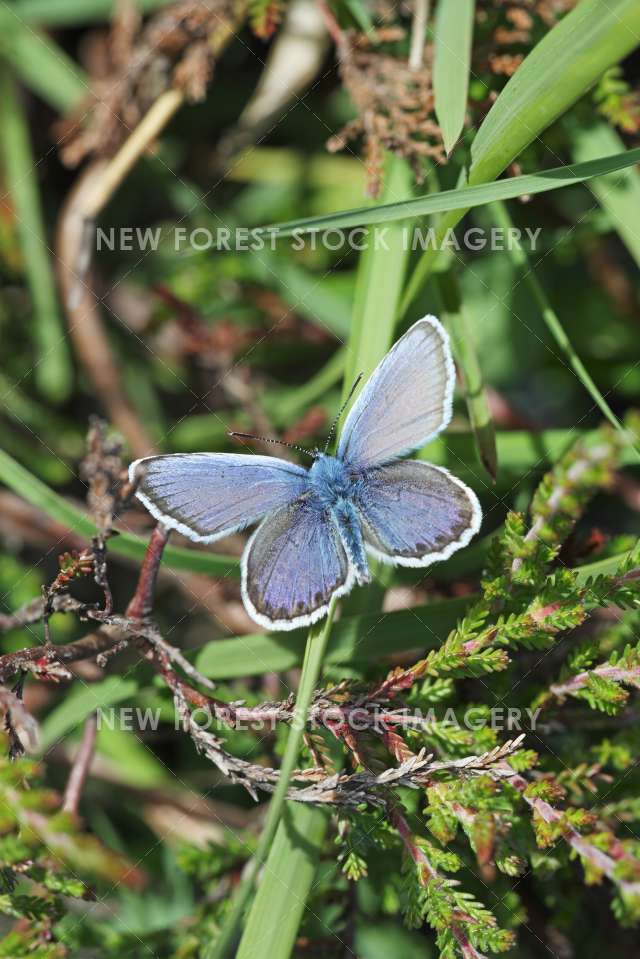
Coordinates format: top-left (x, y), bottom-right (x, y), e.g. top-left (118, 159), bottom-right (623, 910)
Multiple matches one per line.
top-left (331, 499), bottom-right (370, 585)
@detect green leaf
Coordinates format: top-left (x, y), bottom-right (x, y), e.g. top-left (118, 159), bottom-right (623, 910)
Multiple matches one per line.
top-left (0, 67), bottom-right (72, 401)
top-left (436, 269), bottom-right (496, 481)
top-left (340, 155), bottom-right (414, 397)
top-left (263, 257), bottom-right (353, 338)
top-left (433, 0), bottom-right (475, 155)
top-left (95, 726), bottom-right (170, 788)
top-left (0, 21), bottom-right (86, 111)
top-left (341, 0), bottom-right (374, 32)
top-left (574, 546), bottom-right (640, 584)
top-left (196, 596), bottom-right (469, 679)
top-left (469, 0), bottom-right (640, 184)
top-left (402, 0), bottom-right (640, 311)
top-left (489, 199), bottom-right (634, 451)
top-left (235, 805), bottom-right (330, 959)
top-left (571, 120), bottom-right (640, 268)
top-left (267, 346), bottom-right (346, 425)
top-left (0, 374), bottom-right (82, 456)
top-left (39, 677), bottom-right (138, 751)
top-left (425, 426), bottom-right (638, 479)
top-left (257, 148), bottom-right (640, 238)
top-left (4, 0), bottom-right (171, 25)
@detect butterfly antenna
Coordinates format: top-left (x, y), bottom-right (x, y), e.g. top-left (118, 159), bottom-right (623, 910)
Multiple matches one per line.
top-left (228, 431), bottom-right (316, 460)
top-left (324, 372), bottom-right (363, 454)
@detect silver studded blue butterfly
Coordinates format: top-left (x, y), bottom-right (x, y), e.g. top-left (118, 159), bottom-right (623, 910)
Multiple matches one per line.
top-left (129, 316), bottom-right (482, 631)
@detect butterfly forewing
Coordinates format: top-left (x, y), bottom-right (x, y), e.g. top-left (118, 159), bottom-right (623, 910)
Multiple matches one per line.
top-left (242, 498), bottom-right (352, 630)
top-left (337, 316), bottom-right (454, 469)
top-left (354, 460), bottom-right (481, 566)
top-left (130, 453), bottom-right (308, 543)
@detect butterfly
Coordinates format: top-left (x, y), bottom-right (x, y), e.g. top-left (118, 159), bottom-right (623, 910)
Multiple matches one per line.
top-left (129, 316), bottom-right (482, 631)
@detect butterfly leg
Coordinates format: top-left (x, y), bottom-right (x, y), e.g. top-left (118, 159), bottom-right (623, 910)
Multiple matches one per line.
top-left (332, 500), bottom-right (371, 585)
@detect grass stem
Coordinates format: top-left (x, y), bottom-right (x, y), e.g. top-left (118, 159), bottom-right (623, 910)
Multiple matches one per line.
top-left (207, 604), bottom-right (336, 959)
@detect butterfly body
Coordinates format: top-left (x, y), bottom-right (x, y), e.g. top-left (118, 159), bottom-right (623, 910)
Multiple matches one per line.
top-left (130, 316), bottom-right (482, 631)
top-left (307, 453), bottom-right (370, 585)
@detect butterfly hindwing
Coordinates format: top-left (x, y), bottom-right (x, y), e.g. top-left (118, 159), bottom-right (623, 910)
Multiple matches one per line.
top-left (242, 497), bottom-right (353, 631)
top-left (130, 453), bottom-right (309, 544)
top-left (338, 316), bottom-right (455, 469)
top-left (354, 459), bottom-right (481, 567)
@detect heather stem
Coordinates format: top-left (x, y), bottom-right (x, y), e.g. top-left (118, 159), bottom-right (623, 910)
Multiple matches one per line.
top-left (126, 523), bottom-right (169, 621)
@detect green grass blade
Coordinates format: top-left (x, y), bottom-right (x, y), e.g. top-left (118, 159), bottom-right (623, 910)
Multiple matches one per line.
top-left (95, 726), bottom-right (170, 788)
top-left (197, 595), bottom-right (469, 679)
top-left (235, 805), bottom-right (330, 959)
top-left (402, 0), bottom-right (640, 312)
top-left (338, 156), bottom-right (414, 612)
top-left (264, 257), bottom-right (353, 338)
top-left (433, 0), bottom-right (475, 155)
top-left (39, 677), bottom-right (138, 751)
top-left (208, 609), bottom-right (336, 959)
top-left (574, 546), bottom-right (640, 584)
top-left (0, 22), bottom-right (86, 111)
top-left (343, 0), bottom-right (374, 32)
top-left (0, 67), bottom-right (72, 401)
top-left (571, 121), bottom-right (640, 268)
top-left (436, 270), bottom-right (497, 481)
top-left (5, 0), bottom-right (171, 26)
top-left (0, 448), bottom-right (241, 577)
top-left (425, 426), bottom-right (638, 477)
top-left (0, 374), bottom-right (82, 456)
top-left (340, 155), bottom-right (414, 397)
top-left (469, 0), bottom-right (640, 184)
top-left (257, 148), bottom-right (640, 239)
top-left (489, 200), bottom-right (637, 453)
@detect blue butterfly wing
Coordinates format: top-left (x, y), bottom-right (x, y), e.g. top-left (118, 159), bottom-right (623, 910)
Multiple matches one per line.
top-left (130, 453), bottom-right (309, 543)
top-left (242, 497), bottom-right (353, 631)
top-left (338, 316), bottom-right (455, 469)
top-left (354, 460), bottom-right (481, 566)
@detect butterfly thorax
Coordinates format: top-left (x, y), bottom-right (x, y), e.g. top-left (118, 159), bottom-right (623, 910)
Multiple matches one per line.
top-left (308, 454), bottom-right (370, 585)
top-left (308, 453), bottom-right (354, 504)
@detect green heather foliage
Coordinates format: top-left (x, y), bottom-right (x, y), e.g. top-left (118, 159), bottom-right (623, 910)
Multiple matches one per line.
top-left (0, 747), bottom-right (142, 956)
top-left (1, 2), bottom-right (640, 958)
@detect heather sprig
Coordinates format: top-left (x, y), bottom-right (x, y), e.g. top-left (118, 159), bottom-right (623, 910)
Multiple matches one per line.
top-left (0, 741), bottom-right (144, 953)
top-left (335, 418), bottom-right (640, 956)
top-left (549, 640), bottom-right (640, 713)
